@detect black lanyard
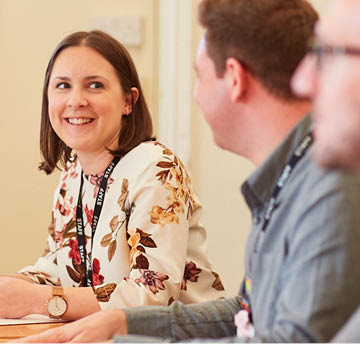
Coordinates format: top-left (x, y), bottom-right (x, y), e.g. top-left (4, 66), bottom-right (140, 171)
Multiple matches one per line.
top-left (76, 156), bottom-right (120, 286)
top-left (255, 132), bottom-right (313, 252)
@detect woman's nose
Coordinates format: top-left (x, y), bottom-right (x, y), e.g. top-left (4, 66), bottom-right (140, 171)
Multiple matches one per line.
top-left (66, 88), bottom-right (88, 109)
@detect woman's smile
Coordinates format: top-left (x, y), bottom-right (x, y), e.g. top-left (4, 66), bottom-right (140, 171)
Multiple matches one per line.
top-left (66, 117), bottom-right (94, 125)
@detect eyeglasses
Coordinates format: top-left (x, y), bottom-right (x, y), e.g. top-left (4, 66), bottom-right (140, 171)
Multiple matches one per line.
top-left (308, 37), bottom-right (360, 69)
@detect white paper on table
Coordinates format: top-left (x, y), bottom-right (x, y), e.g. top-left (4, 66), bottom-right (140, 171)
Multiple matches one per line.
top-left (0, 314), bottom-right (65, 326)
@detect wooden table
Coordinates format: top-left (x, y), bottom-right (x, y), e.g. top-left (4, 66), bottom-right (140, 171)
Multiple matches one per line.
top-left (0, 322), bottom-right (65, 342)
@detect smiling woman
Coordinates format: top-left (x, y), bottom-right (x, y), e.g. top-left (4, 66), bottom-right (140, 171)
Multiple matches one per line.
top-left (46, 45), bottom-right (138, 175)
top-left (0, 30), bottom-right (224, 321)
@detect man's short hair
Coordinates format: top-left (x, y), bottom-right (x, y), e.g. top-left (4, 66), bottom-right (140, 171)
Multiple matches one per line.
top-left (198, 0), bottom-right (318, 101)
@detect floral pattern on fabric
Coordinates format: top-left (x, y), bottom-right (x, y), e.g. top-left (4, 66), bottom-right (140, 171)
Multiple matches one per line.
top-left (150, 143), bottom-right (200, 225)
top-left (56, 183), bottom-right (75, 218)
top-left (99, 215), bottom-right (123, 262)
top-left (135, 269), bottom-right (169, 294)
top-left (211, 271), bottom-right (225, 291)
top-left (63, 157), bottom-right (79, 179)
top-left (68, 238), bottom-right (82, 265)
top-left (168, 296), bottom-right (175, 305)
top-left (92, 258), bottom-right (104, 286)
top-left (86, 173), bottom-right (115, 198)
top-left (128, 228), bottom-right (157, 269)
top-left (19, 142), bottom-right (225, 309)
top-left (20, 270), bottom-right (56, 286)
top-left (85, 204), bottom-right (94, 227)
top-left (181, 261), bottom-right (202, 291)
top-left (100, 179), bottom-right (131, 263)
top-left (66, 259), bottom-right (84, 286)
top-left (94, 283), bottom-right (117, 302)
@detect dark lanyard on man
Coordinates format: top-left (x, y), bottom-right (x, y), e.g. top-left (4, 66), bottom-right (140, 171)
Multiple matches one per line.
top-left (76, 156), bottom-right (120, 286)
top-left (255, 132), bottom-right (313, 253)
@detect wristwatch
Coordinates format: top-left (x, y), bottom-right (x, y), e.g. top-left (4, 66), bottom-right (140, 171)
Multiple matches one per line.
top-left (45, 286), bottom-right (68, 319)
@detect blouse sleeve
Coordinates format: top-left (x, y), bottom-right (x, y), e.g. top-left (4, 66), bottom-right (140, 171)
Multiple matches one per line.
top-left (94, 144), bottom-right (202, 309)
top-left (17, 213), bottom-right (59, 286)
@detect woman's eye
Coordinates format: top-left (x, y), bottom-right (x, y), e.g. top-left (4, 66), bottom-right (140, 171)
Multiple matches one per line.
top-left (89, 81), bottom-right (104, 89)
top-left (56, 82), bottom-right (70, 89)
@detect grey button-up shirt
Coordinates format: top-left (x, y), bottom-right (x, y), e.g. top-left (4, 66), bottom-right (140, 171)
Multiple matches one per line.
top-left (117, 115), bottom-right (360, 343)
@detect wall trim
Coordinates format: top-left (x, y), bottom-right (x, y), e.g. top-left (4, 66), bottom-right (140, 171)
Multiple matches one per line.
top-left (158, 0), bottom-right (192, 165)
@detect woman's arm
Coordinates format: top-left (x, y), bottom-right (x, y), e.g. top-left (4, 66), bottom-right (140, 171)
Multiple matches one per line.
top-left (0, 277), bottom-right (100, 320)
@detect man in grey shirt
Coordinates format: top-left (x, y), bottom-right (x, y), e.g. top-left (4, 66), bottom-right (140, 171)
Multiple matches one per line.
top-left (292, 0), bottom-right (360, 342)
top-left (19, 0), bottom-right (360, 343)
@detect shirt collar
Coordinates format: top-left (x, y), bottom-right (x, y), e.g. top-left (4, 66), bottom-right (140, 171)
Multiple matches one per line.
top-left (241, 114), bottom-right (312, 215)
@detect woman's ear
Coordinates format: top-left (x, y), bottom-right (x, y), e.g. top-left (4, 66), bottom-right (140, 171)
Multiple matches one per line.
top-left (123, 87), bottom-right (139, 115)
top-left (224, 57), bottom-right (247, 102)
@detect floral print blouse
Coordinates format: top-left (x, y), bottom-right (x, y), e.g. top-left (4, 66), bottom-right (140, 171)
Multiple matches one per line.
top-left (19, 141), bottom-right (225, 309)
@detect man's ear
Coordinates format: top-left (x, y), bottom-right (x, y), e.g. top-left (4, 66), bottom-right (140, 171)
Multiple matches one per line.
top-left (124, 87), bottom-right (139, 115)
top-left (224, 57), bottom-right (247, 102)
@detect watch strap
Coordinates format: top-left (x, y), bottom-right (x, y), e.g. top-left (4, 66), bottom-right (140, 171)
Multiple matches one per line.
top-left (52, 286), bottom-right (64, 297)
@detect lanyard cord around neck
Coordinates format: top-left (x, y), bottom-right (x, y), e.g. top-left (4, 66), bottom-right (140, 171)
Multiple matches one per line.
top-left (255, 132), bottom-right (313, 252)
top-left (76, 156), bottom-right (120, 287)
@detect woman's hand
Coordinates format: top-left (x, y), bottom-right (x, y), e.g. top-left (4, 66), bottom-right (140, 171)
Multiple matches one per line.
top-left (13, 309), bottom-right (128, 343)
top-left (0, 277), bottom-right (50, 318)
top-left (0, 275), bottom-right (101, 321)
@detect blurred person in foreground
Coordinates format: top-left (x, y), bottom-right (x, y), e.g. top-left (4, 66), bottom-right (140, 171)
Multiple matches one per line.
top-left (18, 0), bottom-right (360, 342)
top-left (292, 0), bottom-right (360, 342)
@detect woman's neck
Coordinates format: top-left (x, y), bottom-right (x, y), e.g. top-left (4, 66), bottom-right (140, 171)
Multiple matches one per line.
top-left (76, 150), bottom-right (114, 175)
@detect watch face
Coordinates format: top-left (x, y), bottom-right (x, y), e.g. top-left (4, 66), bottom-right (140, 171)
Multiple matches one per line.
top-left (47, 296), bottom-right (67, 317)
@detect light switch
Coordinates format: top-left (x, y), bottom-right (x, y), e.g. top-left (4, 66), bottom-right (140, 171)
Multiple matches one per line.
top-left (90, 16), bottom-right (142, 47)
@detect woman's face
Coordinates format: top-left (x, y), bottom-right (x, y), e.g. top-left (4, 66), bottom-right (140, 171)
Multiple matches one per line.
top-left (47, 46), bottom-right (133, 158)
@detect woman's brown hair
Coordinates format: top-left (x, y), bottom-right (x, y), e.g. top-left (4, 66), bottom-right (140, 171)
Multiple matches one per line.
top-left (39, 30), bottom-right (153, 174)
